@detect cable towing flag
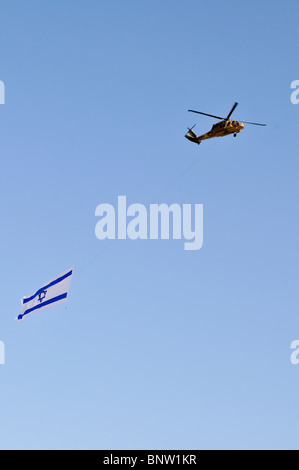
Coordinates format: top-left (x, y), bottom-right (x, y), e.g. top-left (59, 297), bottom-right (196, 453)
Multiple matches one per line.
top-left (16, 267), bottom-right (73, 321)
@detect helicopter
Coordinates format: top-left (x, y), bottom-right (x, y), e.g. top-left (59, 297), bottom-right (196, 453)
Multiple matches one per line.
top-left (185, 102), bottom-right (266, 145)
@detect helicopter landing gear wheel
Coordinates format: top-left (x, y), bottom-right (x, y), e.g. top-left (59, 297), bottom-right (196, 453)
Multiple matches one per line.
top-left (234, 133), bottom-right (237, 137)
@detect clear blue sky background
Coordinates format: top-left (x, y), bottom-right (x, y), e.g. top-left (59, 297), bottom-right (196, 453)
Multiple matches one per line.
top-left (0, 0), bottom-right (299, 450)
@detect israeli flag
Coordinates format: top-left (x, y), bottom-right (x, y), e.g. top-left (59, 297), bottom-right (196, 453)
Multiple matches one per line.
top-left (17, 267), bottom-right (73, 321)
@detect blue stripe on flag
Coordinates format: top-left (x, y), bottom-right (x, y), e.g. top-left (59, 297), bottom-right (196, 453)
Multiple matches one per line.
top-left (18, 293), bottom-right (68, 320)
top-left (23, 270), bottom-right (73, 305)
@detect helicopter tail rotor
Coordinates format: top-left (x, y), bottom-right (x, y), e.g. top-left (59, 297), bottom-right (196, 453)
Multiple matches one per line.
top-left (185, 125), bottom-right (202, 144)
top-left (186, 124), bottom-right (196, 138)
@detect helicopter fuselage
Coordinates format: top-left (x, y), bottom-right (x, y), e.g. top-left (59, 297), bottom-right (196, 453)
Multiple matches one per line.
top-left (185, 119), bottom-right (245, 145)
top-left (200, 119), bottom-right (245, 140)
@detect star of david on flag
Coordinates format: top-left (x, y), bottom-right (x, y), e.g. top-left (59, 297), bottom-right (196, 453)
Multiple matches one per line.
top-left (17, 267), bottom-right (73, 321)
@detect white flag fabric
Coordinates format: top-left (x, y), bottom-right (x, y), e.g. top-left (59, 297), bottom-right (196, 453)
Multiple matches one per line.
top-left (17, 267), bottom-right (73, 321)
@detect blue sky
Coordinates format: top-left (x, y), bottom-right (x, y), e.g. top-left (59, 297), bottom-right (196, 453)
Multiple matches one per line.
top-left (0, 0), bottom-right (299, 450)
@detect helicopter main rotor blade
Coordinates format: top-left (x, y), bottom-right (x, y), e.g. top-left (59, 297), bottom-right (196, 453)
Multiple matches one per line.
top-left (241, 120), bottom-right (267, 126)
top-left (188, 104), bottom-right (266, 126)
top-left (226, 102), bottom-right (238, 120)
top-left (188, 110), bottom-right (224, 120)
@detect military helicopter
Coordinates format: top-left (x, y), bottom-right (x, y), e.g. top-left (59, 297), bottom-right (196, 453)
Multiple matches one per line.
top-left (185, 102), bottom-right (266, 145)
